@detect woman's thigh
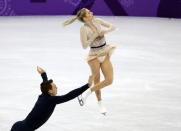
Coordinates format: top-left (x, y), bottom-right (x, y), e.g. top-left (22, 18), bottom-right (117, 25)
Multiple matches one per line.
top-left (100, 55), bottom-right (113, 81)
top-left (88, 58), bottom-right (101, 76)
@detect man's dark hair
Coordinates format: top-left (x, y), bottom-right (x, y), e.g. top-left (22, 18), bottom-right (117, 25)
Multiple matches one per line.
top-left (40, 79), bottom-right (53, 95)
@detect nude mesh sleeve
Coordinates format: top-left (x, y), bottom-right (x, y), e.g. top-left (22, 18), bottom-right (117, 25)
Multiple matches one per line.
top-left (80, 26), bottom-right (99, 49)
top-left (95, 18), bottom-right (116, 34)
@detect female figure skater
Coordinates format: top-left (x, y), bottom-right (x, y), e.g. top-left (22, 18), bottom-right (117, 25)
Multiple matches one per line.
top-left (63, 8), bottom-right (116, 115)
top-left (11, 66), bottom-right (92, 131)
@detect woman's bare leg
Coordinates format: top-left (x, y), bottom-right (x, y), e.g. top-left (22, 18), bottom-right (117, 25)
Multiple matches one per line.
top-left (94, 74), bottom-right (102, 101)
top-left (88, 58), bottom-right (102, 101)
top-left (81, 55), bottom-right (113, 107)
top-left (91, 55), bottom-right (113, 92)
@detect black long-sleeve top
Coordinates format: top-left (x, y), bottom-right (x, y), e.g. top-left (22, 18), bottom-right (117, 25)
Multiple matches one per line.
top-left (24, 72), bottom-right (89, 130)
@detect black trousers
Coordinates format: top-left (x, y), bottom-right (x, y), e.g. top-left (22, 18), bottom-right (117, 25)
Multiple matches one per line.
top-left (11, 121), bottom-right (33, 131)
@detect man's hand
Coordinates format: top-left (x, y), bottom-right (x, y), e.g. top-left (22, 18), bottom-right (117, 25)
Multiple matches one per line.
top-left (88, 75), bottom-right (94, 87)
top-left (37, 66), bottom-right (45, 74)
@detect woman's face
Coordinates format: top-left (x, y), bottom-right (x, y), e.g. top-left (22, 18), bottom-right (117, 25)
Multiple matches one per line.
top-left (83, 9), bottom-right (93, 22)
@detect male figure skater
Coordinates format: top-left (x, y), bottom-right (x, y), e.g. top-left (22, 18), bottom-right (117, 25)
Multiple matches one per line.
top-left (11, 66), bottom-right (92, 131)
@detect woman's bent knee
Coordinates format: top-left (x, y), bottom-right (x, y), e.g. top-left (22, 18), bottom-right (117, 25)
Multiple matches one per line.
top-left (105, 77), bottom-right (113, 85)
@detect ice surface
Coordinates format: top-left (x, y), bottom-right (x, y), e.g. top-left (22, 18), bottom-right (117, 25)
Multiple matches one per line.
top-left (0, 16), bottom-right (181, 131)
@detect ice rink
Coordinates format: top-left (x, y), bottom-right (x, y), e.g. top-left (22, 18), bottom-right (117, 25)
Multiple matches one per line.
top-left (0, 16), bottom-right (181, 131)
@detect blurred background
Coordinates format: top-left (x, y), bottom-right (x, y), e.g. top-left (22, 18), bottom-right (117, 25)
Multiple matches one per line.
top-left (0, 0), bottom-right (181, 18)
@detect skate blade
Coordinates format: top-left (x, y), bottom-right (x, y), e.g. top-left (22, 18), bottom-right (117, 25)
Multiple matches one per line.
top-left (101, 112), bottom-right (107, 116)
top-left (77, 95), bottom-right (84, 106)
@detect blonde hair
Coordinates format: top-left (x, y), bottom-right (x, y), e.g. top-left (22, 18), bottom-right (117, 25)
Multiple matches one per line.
top-left (63, 8), bottom-right (87, 27)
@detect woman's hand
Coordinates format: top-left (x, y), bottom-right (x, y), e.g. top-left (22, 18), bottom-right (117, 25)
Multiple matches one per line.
top-left (99, 30), bottom-right (107, 37)
top-left (93, 30), bottom-right (99, 37)
top-left (98, 30), bottom-right (106, 37)
top-left (37, 66), bottom-right (45, 74)
top-left (95, 36), bottom-right (103, 41)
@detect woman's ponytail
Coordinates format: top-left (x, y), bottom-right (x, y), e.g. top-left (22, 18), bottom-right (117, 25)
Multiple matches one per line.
top-left (63, 16), bottom-right (78, 27)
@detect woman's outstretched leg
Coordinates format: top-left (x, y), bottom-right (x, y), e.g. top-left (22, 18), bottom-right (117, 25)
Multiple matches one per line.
top-left (93, 70), bottom-right (102, 101)
top-left (86, 58), bottom-right (102, 102)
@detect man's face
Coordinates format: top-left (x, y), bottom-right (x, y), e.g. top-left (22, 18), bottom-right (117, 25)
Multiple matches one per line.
top-left (48, 83), bottom-right (57, 96)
